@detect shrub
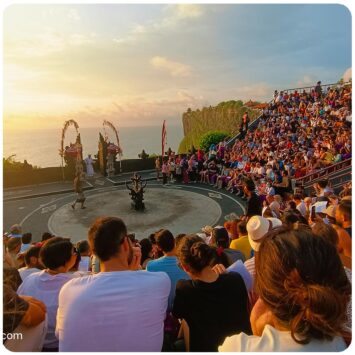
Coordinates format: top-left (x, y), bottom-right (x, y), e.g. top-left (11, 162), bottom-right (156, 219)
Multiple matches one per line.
top-left (199, 131), bottom-right (229, 152)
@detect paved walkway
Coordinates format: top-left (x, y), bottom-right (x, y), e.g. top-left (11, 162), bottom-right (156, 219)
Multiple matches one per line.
top-left (4, 170), bottom-right (158, 201)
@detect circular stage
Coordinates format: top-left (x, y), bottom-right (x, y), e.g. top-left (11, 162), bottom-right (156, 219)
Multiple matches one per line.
top-left (48, 188), bottom-right (222, 241)
top-left (5, 181), bottom-right (245, 243)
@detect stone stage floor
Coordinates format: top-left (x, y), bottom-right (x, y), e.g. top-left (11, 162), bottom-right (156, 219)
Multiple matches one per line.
top-left (4, 178), bottom-right (245, 242)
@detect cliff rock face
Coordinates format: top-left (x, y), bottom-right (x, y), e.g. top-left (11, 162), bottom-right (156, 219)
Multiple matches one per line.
top-left (178, 100), bottom-right (261, 153)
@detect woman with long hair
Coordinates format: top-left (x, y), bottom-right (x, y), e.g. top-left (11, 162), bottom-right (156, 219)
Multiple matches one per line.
top-left (220, 226), bottom-right (351, 351)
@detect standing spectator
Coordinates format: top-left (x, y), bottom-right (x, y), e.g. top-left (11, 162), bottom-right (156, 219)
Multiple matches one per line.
top-left (173, 235), bottom-right (251, 351)
top-left (168, 158), bottom-right (176, 183)
top-left (315, 80), bottom-right (323, 98)
top-left (18, 237), bottom-right (78, 351)
top-left (18, 246), bottom-right (43, 281)
top-left (220, 226), bottom-right (350, 351)
top-left (162, 158), bottom-right (169, 185)
top-left (147, 229), bottom-right (189, 311)
top-left (243, 179), bottom-right (262, 219)
top-left (240, 112), bottom-right (250, 139)
top-left (56, 217), bottom-right (170, 352)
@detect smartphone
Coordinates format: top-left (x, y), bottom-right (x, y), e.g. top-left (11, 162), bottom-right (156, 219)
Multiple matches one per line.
top-left (310, 206), bottom-right (316, 222)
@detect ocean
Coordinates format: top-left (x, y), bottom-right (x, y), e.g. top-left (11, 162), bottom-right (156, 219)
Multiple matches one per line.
top-left (3, 125), bottom-right (184, 168)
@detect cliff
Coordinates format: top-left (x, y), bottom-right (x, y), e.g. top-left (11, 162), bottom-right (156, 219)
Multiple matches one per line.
top-left (178, 100), bottom-right (262, 153)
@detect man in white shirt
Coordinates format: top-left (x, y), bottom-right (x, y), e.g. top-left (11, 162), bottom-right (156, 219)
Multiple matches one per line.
top-left (56, 217), bottom-right (170, 352)
top-left (18, 237), bottom-right (78, 351)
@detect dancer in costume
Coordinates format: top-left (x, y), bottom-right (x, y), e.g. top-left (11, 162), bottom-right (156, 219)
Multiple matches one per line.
top-left (71, 173), bottom-right (86, 210)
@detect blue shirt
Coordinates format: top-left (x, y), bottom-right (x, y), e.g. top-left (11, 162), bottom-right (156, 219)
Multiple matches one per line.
top-left (147, 256), bottom-right (190, 311)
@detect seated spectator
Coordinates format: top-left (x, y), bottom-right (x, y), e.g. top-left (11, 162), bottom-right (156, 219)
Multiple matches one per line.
top-left (9, 224), bottom-right (22, 238)
top-left (173, 235), bottom-right (251, 351)
top-left (41, 232), bottom-right (55, 243)
top-left (273, 170), bottom-right (290, 196)
top-left (18, 246), bottom-right (43, 281)
top-left (147, 229), bottom-right (189, 311)
top-left (76, 240), bottom-right (91, 272)
top-left (18, 237), bottom-right (78, 351)
top-left (149, 232), bottom-right (164, 259)
top-left (311, 221), bottom-right (352, 340)
top-left (56, 217), bottom-right (170, 352)
top-left (220, 226), bottom-right (351, 351)
top-left (321, 204), bottom-right (351, 258)
top-left (20, 232), bottom-right (32, 254)
top-left (336, 200), bottom-right (352, 238)
top-left (282, 212), bottom-right (306, 229)
top-left (229, 221), bottom-right (252, 260)
top-left (313, 179), bottom-right (332, 198)
top-left (7, 237), bottom-right (22, 268)
top-left (244, 216), bottom-right (282, 282)
top-left (210, 227), bottom-right (245, 265)
top-left (304, 196), bottom-right (312, 219)
top-left (293, 194), bottom-right (307, 217)
top-left (224, 218), bottom-right (240, 240)
top-left (140, 238), bottom-right (154, 269)
top-left (4, 266), bottom-right (23, 291)
top-left (4, 282), bottom-right (47, 352)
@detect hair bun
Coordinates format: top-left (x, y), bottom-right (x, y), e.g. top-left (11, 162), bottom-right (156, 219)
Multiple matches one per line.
top-left (190, 242), bottom-right (211, 259)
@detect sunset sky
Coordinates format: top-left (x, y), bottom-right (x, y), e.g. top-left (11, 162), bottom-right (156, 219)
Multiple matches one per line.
top-left (3, 3), bottom-right (351, 130)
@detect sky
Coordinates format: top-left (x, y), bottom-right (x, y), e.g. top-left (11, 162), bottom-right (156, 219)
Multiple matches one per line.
top-left (3, 3), bottom-right (352, 130)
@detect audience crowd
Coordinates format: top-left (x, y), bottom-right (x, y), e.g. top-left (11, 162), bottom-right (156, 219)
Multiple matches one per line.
top-left (3, 81), bottom-right (352, 352)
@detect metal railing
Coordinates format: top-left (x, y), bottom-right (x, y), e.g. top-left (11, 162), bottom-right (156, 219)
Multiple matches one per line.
top-left (294, 158), bottom-right (352, 188)
top-left (280, 81), bottom-right (351, 94)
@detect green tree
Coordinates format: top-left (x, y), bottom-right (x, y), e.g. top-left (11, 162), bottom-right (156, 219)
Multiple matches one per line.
top-left (199, 131), bottom-right (229, 152)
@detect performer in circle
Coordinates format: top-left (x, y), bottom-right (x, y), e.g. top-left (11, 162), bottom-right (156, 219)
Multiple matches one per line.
top-left (71, 172), bottom-right (86, 210)
top-left (155, 157), bottom-right (161, 181)
top-left (84, 154), bottom-right (94, 178)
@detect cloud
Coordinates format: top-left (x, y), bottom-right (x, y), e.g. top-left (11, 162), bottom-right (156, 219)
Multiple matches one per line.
top-left (296, 75), bottom-right (317, 87)
top-left (5, 30), bottom-right (96, 58)
top-left (113, 4), bottom-right (206, 46)
top-left (151, 56), bottom-right (192, 77)
top-left (232, 83), bottom-right (273, 102)
top-left (172, 4), bottom-right (204, 19)
top-left (67, 9), bottom-right (81, 21)
top-left (343, 67), bottom-right (352, 81)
